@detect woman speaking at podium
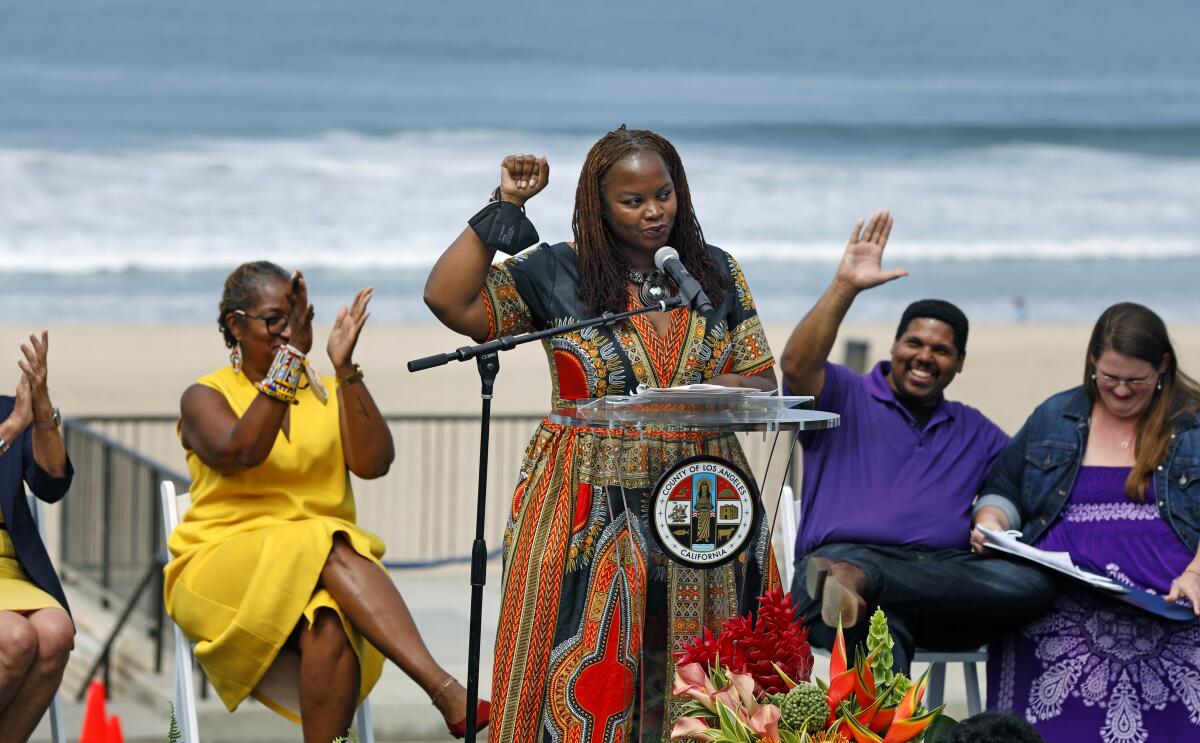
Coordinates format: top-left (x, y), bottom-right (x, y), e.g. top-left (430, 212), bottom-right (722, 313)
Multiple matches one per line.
top-left (424, 127), bottom-right (777, 741)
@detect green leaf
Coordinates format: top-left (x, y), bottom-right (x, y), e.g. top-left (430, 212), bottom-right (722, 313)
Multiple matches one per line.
top-left (714, 701), bottom-right (754, 743)
top-left (922, 712), bottom-right (960, 743)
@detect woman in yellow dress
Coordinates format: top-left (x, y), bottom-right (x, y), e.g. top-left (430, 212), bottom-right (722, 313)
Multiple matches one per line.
top-left (0, 331), bottom-right (74, 743)
top-left (165, 262), bottom-right (487, 741)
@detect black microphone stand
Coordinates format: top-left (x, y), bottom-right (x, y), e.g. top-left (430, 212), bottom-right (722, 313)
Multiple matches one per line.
top-left (407, 295), bottom-right (684, 742)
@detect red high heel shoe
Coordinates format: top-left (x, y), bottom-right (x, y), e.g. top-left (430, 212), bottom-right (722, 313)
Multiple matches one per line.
top-left (433, 677), bottom-right (491, 739)
top-left (446, 700), bottom-right (491, 739)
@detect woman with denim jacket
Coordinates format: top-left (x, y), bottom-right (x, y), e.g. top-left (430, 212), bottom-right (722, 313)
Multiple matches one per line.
top-left (970, 302), bottom-right (1200, 741)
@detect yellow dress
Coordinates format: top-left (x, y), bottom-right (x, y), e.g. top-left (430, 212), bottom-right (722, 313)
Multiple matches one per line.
top-left (0, 511), bottom-right (61, 613)
top-left (163, 366), bottom-right (386, 722)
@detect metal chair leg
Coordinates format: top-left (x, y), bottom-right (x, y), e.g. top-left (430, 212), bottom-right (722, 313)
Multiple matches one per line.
top-left (174, 623), bottom-right (201, 743)
top-left (355, 697), bottom-right (375, 743)
top-left (925, 661), bottom-right (946, 710)
top-left (48, 692), bottom-right (65, 743)
top-left (963, 661), bottom-right (982, 716)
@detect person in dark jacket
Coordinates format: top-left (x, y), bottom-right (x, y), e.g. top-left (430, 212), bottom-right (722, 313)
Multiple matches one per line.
top-left (0, 331), bottom-right (74, 742)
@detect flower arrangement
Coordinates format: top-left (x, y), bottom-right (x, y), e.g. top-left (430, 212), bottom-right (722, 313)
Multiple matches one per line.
top-left (671, 597), bottom-right (945, 743)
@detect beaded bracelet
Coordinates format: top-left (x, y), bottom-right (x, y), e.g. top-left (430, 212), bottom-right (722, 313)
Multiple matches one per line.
top-left (256, 345), bottom-right (306, 405)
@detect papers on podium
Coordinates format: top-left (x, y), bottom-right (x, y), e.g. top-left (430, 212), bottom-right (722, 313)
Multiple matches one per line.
top-left (634, 383), bottom-right (781, 397)
top-left (978, 526), bottom-right (1197, 622)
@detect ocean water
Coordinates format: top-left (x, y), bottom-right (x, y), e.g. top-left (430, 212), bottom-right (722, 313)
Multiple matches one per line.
top-left (1, 0), bottom-right (1198, 325)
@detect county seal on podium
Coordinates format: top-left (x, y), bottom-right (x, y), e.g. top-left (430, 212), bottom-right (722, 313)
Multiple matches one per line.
top-left (650, 455), bottom-right (759, 568)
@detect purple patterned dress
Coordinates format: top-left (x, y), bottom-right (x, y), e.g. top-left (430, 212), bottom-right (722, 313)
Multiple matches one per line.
top-left (988, 466), bottom-right (1200, 742)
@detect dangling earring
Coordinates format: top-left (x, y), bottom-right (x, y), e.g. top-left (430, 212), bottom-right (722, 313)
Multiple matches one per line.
top-left (1090, 373), bottom-right (1097, 381)
top-left (1157, 375), bottom-right (1163, 391)
top-left (230, 344), bottom-right (242, 374)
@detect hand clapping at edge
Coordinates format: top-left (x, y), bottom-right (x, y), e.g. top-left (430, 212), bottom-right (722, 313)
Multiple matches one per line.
top-left (498, 154), bottom-right (549, 208)
top-left (328, 288), bottom-right (372, 377)
top-left (833, 210), bottom-right (904, 295)
top-left (17, 331), bottom-right (53, 425)
top-left (11, 374), bottom-right (33, 430)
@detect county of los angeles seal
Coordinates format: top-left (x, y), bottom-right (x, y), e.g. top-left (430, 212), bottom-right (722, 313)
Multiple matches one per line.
top-left (650, 456), bottom-right (759, 569)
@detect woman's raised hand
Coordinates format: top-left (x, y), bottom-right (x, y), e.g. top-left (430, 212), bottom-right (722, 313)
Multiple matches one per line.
top-left (499, 154), bottom-right (549, 207)
top-left (833, 211), bottom-right (905, 294)
top-left (286, 271), bottom-right (315, 354)
top-left (327, 288), bottom-right (372, 376)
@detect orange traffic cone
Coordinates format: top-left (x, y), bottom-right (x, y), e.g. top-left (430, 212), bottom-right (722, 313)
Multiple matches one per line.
top-left (105, 712), bottom-right (125, 743)
top-left (79, 680), bottom-right (108, 743)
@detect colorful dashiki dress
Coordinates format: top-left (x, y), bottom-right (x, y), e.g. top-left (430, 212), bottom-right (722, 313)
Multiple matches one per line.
top-left (481, 242), bottom-right (778, 743)
top-left (988, 466), bottom-right (1200, 742)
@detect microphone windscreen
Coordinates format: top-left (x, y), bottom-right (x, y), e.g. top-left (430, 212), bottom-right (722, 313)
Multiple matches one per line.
top-left (653, 246), bottom-right (679, 271)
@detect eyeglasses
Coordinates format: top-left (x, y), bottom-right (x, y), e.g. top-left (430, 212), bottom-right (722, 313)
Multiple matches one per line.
top-left (235, 310), bottom-right (289, 337)
top-left (1093, 371), bottom-right (1156, 391)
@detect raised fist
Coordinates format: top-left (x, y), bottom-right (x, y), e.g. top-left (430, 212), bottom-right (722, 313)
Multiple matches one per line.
top-left (499, 154), bottom-right (549, 207)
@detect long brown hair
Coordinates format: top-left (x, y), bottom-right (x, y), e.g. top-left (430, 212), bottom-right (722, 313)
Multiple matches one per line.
top-left (572, 126), bottom-right (727, 315)
top-left (1084, 302), bottom-right (1200, 501)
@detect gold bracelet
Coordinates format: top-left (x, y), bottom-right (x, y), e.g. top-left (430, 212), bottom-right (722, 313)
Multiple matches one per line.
top-left (337, 364), bottom-right (365, 387)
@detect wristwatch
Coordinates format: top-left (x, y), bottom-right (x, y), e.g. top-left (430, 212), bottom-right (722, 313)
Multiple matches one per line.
top-left (336, 365), bottom-right (365, 387)
top-left (34, 407), bottom-right (61, 430)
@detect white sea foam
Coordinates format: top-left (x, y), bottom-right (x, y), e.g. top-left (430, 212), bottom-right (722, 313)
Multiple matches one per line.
top-left (1, 129), bottom-right (1198, 274)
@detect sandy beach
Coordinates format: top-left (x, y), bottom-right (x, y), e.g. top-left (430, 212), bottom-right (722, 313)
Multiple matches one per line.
top-left (3, 321), bottom-right (1199, 435)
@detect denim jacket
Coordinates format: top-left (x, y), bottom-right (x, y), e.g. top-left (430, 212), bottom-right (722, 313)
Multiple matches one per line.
top-left (975, 386), bottom-right (1200, 554)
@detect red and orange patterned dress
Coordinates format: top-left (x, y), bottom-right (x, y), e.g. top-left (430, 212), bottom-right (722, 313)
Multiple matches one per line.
top-left (481, 242), bottom-right (777, 742)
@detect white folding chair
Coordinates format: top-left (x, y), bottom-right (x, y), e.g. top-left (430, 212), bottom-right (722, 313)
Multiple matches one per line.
top-left (775, 486), bottom-right (984, 715)
top-left (159, 481), bottom-right (376, 742)
top-left (27, 493), bottom-right (66, 743)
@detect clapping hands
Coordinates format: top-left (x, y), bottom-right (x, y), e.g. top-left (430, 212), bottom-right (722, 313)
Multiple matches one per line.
top-left (286, 271), bottom-right (315, 354)
top-left (327, 288), bottom-right (372, 376)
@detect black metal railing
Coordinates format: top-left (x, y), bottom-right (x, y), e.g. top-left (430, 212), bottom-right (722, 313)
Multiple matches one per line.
top-left (60, 418), bottom-right (189, 693)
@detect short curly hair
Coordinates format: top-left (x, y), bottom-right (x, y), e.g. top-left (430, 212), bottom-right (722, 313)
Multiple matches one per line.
top-left (217, 261), bottom-right (289, 349)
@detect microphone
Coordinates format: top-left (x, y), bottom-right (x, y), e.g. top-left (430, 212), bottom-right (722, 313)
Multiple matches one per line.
top-left (654, 246), bottom-right (714, 314)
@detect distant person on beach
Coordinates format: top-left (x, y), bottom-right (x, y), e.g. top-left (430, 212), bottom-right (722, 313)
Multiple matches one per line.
top-left (0, 331), bottom-right (73, 743)
top-left (778, 214), bottom-right (1055, 672)
top-left (1011, 295), bottom-right (1028, 324)
top-left (164, 262), bottom-right (487, 741)
top-left (975, 302), bottom-right (1200, 740)
top-left (424, 126), bottom-right (777, 741)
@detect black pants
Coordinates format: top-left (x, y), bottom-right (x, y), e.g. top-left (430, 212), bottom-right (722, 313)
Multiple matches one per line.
top-left (792, 542), bottom-right (1057, 674)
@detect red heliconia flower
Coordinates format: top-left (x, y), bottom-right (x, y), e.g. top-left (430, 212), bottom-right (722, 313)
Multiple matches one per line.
top-left (675, 588), bottom-right (814, 696)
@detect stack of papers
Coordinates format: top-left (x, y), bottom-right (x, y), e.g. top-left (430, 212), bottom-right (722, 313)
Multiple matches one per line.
top-left (634, 383), bottom-right (776, 397)
top-left (977, 526), bottom-right (1128, 593)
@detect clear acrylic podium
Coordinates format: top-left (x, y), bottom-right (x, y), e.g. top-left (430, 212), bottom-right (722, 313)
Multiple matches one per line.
top-left (544, 392), bottom-right (839, 738)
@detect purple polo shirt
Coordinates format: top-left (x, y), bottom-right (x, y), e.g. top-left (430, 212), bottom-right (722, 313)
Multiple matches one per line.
top-left (790, 361), bottom-right (1008, 557)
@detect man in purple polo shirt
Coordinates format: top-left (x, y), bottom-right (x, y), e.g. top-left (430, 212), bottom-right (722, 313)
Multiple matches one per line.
top-left (779, 211), bottom-right (1054, 672)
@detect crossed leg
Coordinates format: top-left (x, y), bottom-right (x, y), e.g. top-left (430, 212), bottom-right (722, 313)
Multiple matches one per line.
top-left (0, 608), bottom-right (74, 743)
top-left (317, 534), bottom-right (470, 726)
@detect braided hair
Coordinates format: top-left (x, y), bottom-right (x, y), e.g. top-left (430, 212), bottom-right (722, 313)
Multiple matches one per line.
top-left (573, 127), bottom-right (727, 316)
top-left (217, 261), bottom-right (289, 349)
